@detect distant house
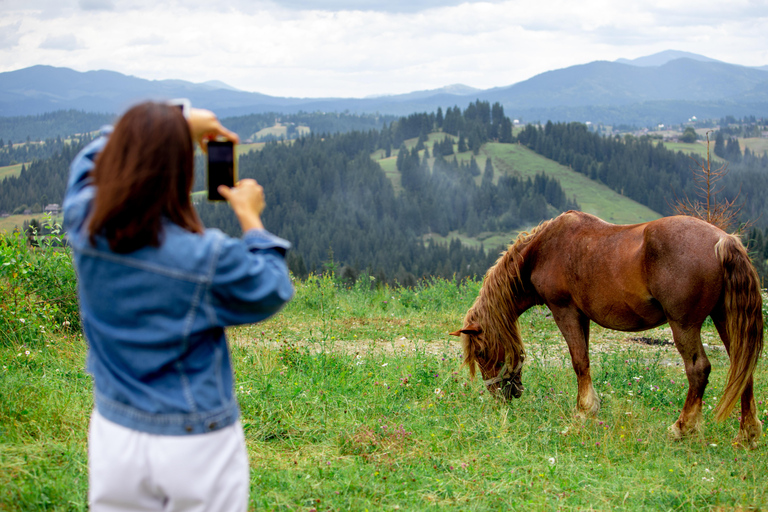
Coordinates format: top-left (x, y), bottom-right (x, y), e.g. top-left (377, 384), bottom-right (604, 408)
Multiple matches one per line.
top-left (44, 204), bottom-right (61, 215)
top-left (762, 131), bottom-right (768, 139)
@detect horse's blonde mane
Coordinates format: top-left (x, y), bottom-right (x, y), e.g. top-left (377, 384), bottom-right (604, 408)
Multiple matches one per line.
top-left (462, 220), bottom-right (554, 374)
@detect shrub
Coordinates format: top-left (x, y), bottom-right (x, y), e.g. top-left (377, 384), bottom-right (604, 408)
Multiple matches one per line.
top-left (0, 216), bottom-right (79, 347)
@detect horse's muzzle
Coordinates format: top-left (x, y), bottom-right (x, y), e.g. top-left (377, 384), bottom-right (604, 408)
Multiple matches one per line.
top-left (500, 371), bottom-right (524, 400)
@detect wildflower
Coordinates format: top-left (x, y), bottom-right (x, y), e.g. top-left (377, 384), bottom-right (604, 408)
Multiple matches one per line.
top-left (19, 318), bottom-right (25, 324)
top-left (25, 350), bottom-right (30, 356)
top-left (548, 457), bottom-right (555, 465)
top-left (381, 363), bottom-right (388, 367)
top-left (434, 388), bottom-right (441, 395)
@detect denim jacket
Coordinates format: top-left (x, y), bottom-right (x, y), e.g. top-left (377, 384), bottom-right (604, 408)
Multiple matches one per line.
top-left (63, 131), bottom-right (294, 435)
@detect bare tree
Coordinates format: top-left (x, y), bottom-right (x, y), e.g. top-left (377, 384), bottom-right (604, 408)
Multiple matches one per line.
top-left (672, 131), bottom-right (744, 233)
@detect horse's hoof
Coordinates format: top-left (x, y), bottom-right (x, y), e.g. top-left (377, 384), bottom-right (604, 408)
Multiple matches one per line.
top-left (736, 421), bottom-right (762, 450)
top-left (574, 405), bottom-right (599, 421)
top-left (667, 423), bottom-right (683, 441)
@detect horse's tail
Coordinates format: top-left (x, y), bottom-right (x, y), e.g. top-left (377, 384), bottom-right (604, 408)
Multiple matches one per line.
top-left (713, 234), bottom-right (764, 421)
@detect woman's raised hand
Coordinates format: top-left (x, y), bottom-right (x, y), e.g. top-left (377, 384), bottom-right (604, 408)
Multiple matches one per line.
top-left (187, 108), bottom-right (240, 151)
top-left (217, 179), bottom-right (265, 232)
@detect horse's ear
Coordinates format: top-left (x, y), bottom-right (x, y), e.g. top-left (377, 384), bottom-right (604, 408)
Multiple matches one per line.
top-left (449, 323), bottom-right (482, 336)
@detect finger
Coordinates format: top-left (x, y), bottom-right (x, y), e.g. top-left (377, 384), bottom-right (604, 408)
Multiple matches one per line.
top-left (236, 178), bottom-right (258, 187)
top-left (218, 126), bottom-right (240, 144)
top-left (217, 185), bottom-right (232, 200)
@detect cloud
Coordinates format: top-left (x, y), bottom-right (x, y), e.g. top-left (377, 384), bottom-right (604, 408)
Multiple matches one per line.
top-left (0, 22), bottom-right (23, 49)
top-left (127, 34), bottom-right (168, 46)
top-left (1, 0), bottom-right (766, 98)
top-left (263, 0), bottom-right (501, 13)
top-left (79, 0), bottom-right (115, 11)
top-left (39, 34), bottom-right (85, 51)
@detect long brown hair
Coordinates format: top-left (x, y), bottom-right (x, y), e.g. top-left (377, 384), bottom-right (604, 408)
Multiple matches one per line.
top-left (88, 102), bottom-right (203, 253)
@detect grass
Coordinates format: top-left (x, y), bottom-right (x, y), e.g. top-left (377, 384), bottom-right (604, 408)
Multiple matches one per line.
top-left (662, 142), bottom-right (722, 162)
top-left (0, 162), bottom-right (27, 180)
top-left (3, 273), bottom-right (768, 511)
top-left (664, 138), bottom-right (768, 160)
top-left (373, 136), bottom-right (660, 250)
top-left (739, 137), bottom-right (768, 157)
top-left (480, 143), bottom-right (660, 225)
top-left (252, 124), bottom-right (311, 142)
top-left (0, 214), bottom-right (62, 234)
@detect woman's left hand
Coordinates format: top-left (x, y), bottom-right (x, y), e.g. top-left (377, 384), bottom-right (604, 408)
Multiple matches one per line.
top-left (187, 108), bottom-right (240, 151)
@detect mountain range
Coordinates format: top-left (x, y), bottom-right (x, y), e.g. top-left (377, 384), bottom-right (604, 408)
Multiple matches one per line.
top-left (1, 50), bottom-right (767, 126)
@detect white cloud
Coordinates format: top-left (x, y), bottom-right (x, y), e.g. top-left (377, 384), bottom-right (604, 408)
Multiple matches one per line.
top-left (127, 34), bottom-right (168, 46)
top-left (39, 34), bottom-right (85, 51)
top-left (0, 22), bottom-right (23, 49)
top-left (79, 0), bottom-right (115, 11)
top-left (0, 0), bottom-right (766, 97)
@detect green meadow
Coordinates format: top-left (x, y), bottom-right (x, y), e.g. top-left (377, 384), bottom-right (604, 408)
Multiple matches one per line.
top-left (0, 162), bottom-right (27, 181)
top-left (2, 229), bottom-right (768, 511)
top-left (376, 138), bottom-right (661, 230)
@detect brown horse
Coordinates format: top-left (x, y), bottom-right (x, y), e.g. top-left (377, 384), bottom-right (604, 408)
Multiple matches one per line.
top-left (451, 211), bottom-right (764, 447)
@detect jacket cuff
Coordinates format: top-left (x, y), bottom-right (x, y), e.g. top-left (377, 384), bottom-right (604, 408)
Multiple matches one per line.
top-left (242, 228), bottom-right (291, 256)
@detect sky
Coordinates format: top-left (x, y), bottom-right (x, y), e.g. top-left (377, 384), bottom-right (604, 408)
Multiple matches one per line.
top-left (1, 0), bottom-right (767, 98)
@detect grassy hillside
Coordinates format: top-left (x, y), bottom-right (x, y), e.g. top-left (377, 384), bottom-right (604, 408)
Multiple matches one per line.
top-left (375, 136), bottom-right (661, 228)
top-left (740, 137), bottom-right (768, 156)
top-left (3, 262), bottom-right (768, 510)
top-left (662, 141), bottom-right (720, 162)
top-left (481, 143), bottom-right (661, 225)
top-left (0, 162), bottom-right (26, 180)
top-left (251, 123), bottom-right (310, 142)
top-left (0, 213), bottom-right (61, 234)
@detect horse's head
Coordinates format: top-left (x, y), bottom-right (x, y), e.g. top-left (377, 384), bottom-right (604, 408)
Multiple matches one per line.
top-left (450, 321), bottom-right (524, 400)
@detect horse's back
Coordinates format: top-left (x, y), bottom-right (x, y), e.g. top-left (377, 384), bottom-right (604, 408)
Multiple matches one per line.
top-left (531, 212), bottom-right (728, 329)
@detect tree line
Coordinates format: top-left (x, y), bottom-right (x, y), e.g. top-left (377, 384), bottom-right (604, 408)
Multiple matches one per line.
top-left (0, 138), bottom-right (90, 214)
top-left (517, 121), bottom-right (768, 227)
top-left (0, 135), bottom-right (85, 167)
top-left (0, 110), bottom-right (113, 143)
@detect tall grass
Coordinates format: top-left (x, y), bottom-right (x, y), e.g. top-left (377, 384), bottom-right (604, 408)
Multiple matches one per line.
top-left (2, 247), bottom-right (768, 510)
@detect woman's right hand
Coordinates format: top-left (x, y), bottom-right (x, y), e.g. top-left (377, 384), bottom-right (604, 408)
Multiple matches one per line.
top-left (187, 108), bottom-right (240, 150)
top-left (217, 179), bottom-right (265, 232)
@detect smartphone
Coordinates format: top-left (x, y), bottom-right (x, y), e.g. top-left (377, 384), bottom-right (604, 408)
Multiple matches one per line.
top-left (207, 140), bottom-right (237, 201)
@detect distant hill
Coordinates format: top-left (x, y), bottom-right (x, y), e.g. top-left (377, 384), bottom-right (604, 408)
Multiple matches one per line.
top-left (2, 51), bottom-right (768, 125)
top-left (481, 58), bottom-right (768, 108)
top-left (615, 50), bottom-right (722, 67)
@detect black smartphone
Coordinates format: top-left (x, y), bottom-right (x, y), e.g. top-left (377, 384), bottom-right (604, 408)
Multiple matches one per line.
top-left (207, 140), bottom-right (236, 201)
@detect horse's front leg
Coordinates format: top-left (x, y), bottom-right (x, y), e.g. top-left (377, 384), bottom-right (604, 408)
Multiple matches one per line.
top-left (550, 307), bottom-right (599, 418)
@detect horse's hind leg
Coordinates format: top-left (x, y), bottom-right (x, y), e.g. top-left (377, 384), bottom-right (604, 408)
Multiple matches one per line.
top-left (712, 311), bottom-right (762, 448)
top-left (668, 321), bottom-right (710, 440)
top-left (551, 307), bottom-right (599, 418)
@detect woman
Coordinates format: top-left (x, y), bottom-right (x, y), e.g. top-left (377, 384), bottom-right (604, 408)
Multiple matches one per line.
top-left (63, 102), bottom-right (293, 511)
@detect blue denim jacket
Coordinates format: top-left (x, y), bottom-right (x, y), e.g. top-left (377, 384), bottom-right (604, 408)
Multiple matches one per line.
top-left (63, 131), bottom-right (294, 435)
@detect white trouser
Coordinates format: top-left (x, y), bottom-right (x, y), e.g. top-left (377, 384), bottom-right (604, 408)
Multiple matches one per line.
top-left (88, 410), bottom-right (249, 512)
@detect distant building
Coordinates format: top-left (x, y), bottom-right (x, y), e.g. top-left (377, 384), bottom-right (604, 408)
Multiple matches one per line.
top-left (44, 204), bottom-right (61, 215)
